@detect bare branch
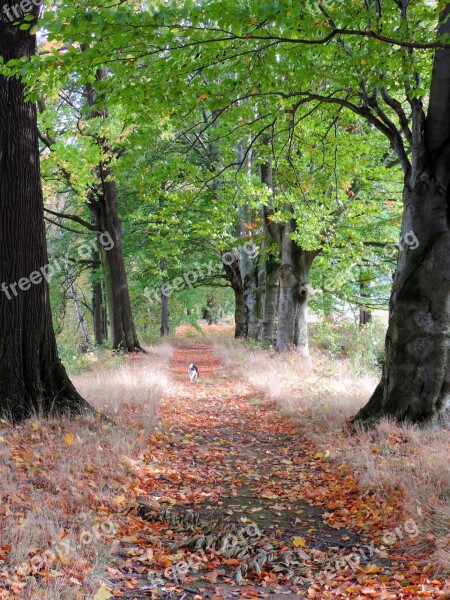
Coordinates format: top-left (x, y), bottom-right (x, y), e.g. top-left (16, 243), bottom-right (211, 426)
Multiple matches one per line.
top-left (44, 207), bottom-right (98, 232)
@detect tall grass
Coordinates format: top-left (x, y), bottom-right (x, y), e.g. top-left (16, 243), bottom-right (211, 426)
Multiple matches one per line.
top-left (0, 343), bottom-right (172, 599)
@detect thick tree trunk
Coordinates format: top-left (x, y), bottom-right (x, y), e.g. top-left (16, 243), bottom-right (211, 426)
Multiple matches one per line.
top-left (262, 176), bottom-right (318, 353)
top-left (355, 6), bottom-right (450, 426)
top-left (246, 246), bottom-right (265, 340)
top-left (234, 288), bottom-right (247, 338)
top-left (91, 182), bottom-right (142, 352)
top-left (261, 255), bottom-right (279, 344)
top-left (160, 289), bottom-right (169, 336)
top-left (222, 254), bottom-right (246, 338)
top-left (354, 179), bottom-right (450, 425)
top-left (92, 280), bottom-right (104, 346)
top-left (259, 145), bottom-right (280, 344)
top-left (359, 309), bottom-right (372, 326)
top-left (206, 295), bottom-right (218, 325)
top-left (69, 279), bottom-right (91, 352)
top-left (239, 250), bottom-right (257, 336)
top-left (160, 258), bottom-right (169, 336)
top-left (0, 10), bottom-right (92, 421)
top-left (236, 143), bottom-right (260, 336)
top-left (91, 250), bottom-right (105, 346)
top-left (359, 279), bottom-right (372, 326)
top-left (275, 220), bottom-right (316, 356)
top-left (86, 70), bottom-right (142, 353)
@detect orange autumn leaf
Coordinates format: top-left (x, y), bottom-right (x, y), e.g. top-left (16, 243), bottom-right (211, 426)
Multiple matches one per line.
top-left (64, 432), bottom-right (74, 446)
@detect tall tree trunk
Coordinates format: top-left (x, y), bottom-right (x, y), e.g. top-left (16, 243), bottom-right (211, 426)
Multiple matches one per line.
top-left (0, 8), bottom-right (92, 421)
top-left (359, 278), bottom-right (372, 326)
top-left (206, 295), bottom-right (218, 325)
top-left (247, 250), bottom-right (266, 340)
top-left (259, 136), bottom-right (280, 343)
top-left (91, 185), bottom-right (142, 351)
top-left (233, 288), bottom-right (247, 338)
top-left (355, 7), bottom-right (450, 425)
top-left (237, 143), bottom-right (259, 336)
top-left (276, 219), bottom-right (316, 356)
top-left (69, 279), bottom-right (91, 352)
top-left (160, 289), bottom-right (169, 336)
top-left (222, 254), bottom-right (246, 338)
top-left (261, 254), bottom-right (279, 343)
top-left (86, 69), bottom-right (142, 352)
top-left (359, 308), bottom-right (372, 326)
top-left (160, 258), bottom-right (169, 336)
top-left (92, 279), bottom-right (104, 345)
top-left (355, 178), bottom-right (450, 425)
top-left (91, 250), bottom-right (104, 346)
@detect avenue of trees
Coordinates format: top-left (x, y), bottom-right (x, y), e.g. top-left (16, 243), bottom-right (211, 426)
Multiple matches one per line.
top-left (0, 0), bottom-right (449, 426)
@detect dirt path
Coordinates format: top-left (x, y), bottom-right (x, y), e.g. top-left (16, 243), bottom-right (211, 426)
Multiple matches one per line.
top-left (112, 342), bottom-right (444, 599)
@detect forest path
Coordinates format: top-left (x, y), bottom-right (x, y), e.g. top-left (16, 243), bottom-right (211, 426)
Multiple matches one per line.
top-left (112, 341), bottom-right (439, 599)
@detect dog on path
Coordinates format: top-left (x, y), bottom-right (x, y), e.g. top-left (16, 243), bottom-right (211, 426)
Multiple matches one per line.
top-left (188, 363), bottom-right (199, 383)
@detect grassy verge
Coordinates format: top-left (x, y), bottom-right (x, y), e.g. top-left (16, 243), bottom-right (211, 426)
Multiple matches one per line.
top-left (0, 343), bottom-right (172, 599)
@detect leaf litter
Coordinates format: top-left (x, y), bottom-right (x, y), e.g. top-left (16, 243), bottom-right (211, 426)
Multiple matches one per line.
top-left (108, 342), bottom-right (449, 599)
top-left (0, 340), bottom-right (448, 599)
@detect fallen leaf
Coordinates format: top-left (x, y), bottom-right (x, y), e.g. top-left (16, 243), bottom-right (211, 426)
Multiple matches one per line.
top-left (93, 583), bottom-right (113, 600)
top-left (293, 536), bottom-right (307, 548)
top-left (357, 563), bottom-right (383, 574)
top-left (64, 432), bottom-right (74, 446)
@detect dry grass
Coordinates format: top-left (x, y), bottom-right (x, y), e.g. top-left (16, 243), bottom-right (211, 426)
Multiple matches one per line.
top-left (216, 339), bottom-right (377, 432)
top-left (175, 320), bottom-right (235, 339)
top-left (74, 342), bottom-right (172, 430)
top-left (0, 343), bottom-right (172, 599)
top-left (216, 339), bottom-right (450, 572)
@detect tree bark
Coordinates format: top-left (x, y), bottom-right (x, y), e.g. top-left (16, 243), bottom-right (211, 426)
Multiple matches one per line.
top-left (276, 219), bottom-right (316, 356)
top-left (237, 144), bottom-right (259, 337)
top-left (232, 287), bottom-right (247, 337)
top-left (91, 184), bottom-right (142, 351)
top-left (355, 7), bottom-right (450, 425)
top-left (69, 279), bottom-right (91, 352)
top-left (0, 8), bottom-right (92, 421)
top-left (259, 136), bottom-right (280, 344)
top-left (86, 69), bottom-right (142, 352)
top-left (160, 289), bottom-right (169, 336)
top-left (239, 244), bottom-right (257, 336)
top-left (261, 254), bottom-right (279, 343)
top-left (359, 278), bottom-right (372, 326)
top-left (354, 180), bottom-right (450, 425)
top-left (92, 252), bottom-right (105, 346)
top-left (359, 309), bottom-right (372, 327)
top-left (222, 254), bottom-right (246, 337)
top-left (247, 250), bottom-right (266, 340)
top-left (206, 295), bottom-right (218, 325)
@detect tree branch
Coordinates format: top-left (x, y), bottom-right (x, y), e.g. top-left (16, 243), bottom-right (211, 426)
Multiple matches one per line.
top-left (44, 208), bottom-right (98, 232)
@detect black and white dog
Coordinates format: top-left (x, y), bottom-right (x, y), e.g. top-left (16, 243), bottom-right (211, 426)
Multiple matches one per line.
top-left (188, 362), bottom-right (199, 383)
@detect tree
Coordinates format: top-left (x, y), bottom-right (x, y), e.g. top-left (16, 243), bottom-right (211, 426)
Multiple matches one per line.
top-left (84, 69), bottom-right (143, 352)
top-left (37, 66), bottom-right (143, 352)
top-left (0, 3), bottom-right (92, 421)
top-left (31, 0), bottom-right (450, 423)
top-left (355, 3), bottom-right (450, 425)
top-left (133, 0), bottom-right (448, 424)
